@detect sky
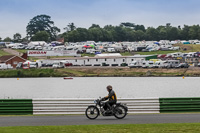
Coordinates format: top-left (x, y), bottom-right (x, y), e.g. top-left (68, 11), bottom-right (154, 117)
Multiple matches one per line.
top-left (0, 0), bottom-right (200, 39)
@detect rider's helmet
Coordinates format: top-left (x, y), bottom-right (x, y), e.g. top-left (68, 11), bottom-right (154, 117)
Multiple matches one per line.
top-left (106, 85), bottom-right (112, 92)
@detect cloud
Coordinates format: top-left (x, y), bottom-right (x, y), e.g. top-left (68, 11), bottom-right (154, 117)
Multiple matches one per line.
top-left (1, 0), bottom-right (200, 39)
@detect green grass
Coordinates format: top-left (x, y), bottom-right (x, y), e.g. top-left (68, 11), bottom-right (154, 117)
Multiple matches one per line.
top-left (1, 123), bottom-right (200, 133)
top-left (120, 52), bottom-right (133, 56)
top-left (81, 53), bottom-right (95, 57)
top-left (0, 69), bottom-right (61, 78)
top-left (135, 50), bottom-right (180, 55)
top-left (15, 49), bottom-right (28, 53)
top-left (0, 49), bottom-right (10, 56)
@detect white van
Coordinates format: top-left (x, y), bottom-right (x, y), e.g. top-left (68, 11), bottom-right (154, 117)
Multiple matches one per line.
top-left (142, 61), bottom-right (154, 68)
top-left (52, 61), bottom-right (67, 68)
top-left (23, 61), bottom-right (38, 69)
top-left (166, 60), bottom-right (180, 68)
top-left (0, 63), bottom-right (8, 70)
top-left (186, 52), bottom-right (196, 58)
top-left (107, 48), bottom-right (115, 53)
top-left (153, 61), bottom-right (168, 68)
top-left (129, 61), bottom-right (141, 68)
top-left (0, 63), bottom-right (13, 70)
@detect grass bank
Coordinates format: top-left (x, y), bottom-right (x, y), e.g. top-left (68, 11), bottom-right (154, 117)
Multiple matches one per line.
top-left (0, 67), bottom-right (200, 77)
top-left (0, 49), bottom-right (10, 56)
top-left (1, 123), bottom-right (200, 133)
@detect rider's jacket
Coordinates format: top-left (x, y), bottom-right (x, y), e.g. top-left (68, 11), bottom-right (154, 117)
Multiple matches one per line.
top-left (104, 89), bottom-right (117, 102)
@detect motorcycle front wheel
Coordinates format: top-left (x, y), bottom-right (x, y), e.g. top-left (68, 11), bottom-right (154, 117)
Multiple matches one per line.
top-left (85, 106), bottom-right (99, 120)
top-left (114, 105), bottom-right (127, 119)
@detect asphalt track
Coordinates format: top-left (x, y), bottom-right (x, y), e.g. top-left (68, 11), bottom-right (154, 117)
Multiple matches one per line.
top-left (1, 114), bottom-right (200, 127)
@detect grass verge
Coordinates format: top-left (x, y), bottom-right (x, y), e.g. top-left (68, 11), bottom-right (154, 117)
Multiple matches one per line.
top-left (1, 123), bottom-right (200, 133)
top-left (0, 49), bottom-right (10, 56)
top-left (0, 68), bottom-right (197, 77)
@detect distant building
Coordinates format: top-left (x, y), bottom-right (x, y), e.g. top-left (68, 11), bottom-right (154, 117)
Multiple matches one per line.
top-left (0, 55), bottom-right (26, 68)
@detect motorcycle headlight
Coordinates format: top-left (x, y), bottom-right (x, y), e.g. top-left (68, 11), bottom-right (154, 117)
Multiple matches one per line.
top-left (94, 100), bottom-right (97, 104)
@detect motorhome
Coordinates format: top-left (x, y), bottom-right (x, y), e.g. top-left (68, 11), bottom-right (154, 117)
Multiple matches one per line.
top-left (166, 60), bottom-right (180, 68)
top-left (142, 61), bottom-right (154, 68)
top-left (22, 61), bottom-right (40, 69)
top-left (0, 63), bottom-right (13, 70)
top-left (186, 52), bottom-right (196, 58)
top-left (52, 60), bottom-right (71, 68)
top-left (170, 52), bottom-right (183, 58)
top-left (153, 61), bottom-right (168, 68)
top-left (107, 48), bottom-right (116, 53)
top-left (129, 61), bottom-right (141, 68)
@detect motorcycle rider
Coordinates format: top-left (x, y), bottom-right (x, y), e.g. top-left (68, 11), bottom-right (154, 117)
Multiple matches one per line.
top-left (101, 85), bottom-right (117, 113)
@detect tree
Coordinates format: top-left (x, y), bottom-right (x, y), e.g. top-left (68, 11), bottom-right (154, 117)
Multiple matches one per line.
top-left (0, 37), bottom-right (2, 42)
top-left (145, 27), bottom-right (159, 41)
top-left (134, 30), bottom-right (145, 41)
top-left (158, 27), bottom-right (167, 40)
top-left (168, 27), bottom-right (180, 40)
top-left (188, 25), bottom-right (200, 39)
top-left (180, 25), bottom-right (190, 40)
top-left (22, 36), bottom-right (29, 43)
top-left (3, 37), bottom-right (12, 42)
top-left (26, 14), bottom-right (60, 41)
top-left (31, 31), bottom-right (50, 42)
top-left (13, 33), bottom-right (22, 43)
top-left (89, 24), bottom-right (101, 29)
top-left (64, 23), bottom-right (76, 32)
top-left (134, 25), bottom-right (146, 32)
top-left (88, 28), bottom-right (103, 42)
top-left (120, 22), bottom-right (135, 29)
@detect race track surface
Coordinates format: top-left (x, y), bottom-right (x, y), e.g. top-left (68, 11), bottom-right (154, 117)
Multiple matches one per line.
top-left (1, 114), bottom-right (200, 127)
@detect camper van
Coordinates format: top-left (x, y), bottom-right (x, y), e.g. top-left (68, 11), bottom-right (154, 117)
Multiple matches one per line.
top-left (142, 61), bottom-right (154, 68)
top-left (22, 61), bottom-right (40, 69)
top-left (129, 61), bottom-right (141, 68)
top-left (153, 61), bottom-right (168, 68)
top-left (52, 60), bottom-right (72, 68)
top-left (0, 63), bottom-right (13, 70)
top-left (166, 60), bottom-right (180, 68)
top-left (186, 52), bottom-right (196, 58)
top-left (107, 48), bottom-right (116, 53)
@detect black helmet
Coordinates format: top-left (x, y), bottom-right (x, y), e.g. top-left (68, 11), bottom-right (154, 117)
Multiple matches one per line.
top-left (106, 85), bottom-right (112, 91)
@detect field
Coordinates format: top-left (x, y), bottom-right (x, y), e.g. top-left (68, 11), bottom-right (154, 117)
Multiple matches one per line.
top-left (0, 123), bottom-right (200, 133)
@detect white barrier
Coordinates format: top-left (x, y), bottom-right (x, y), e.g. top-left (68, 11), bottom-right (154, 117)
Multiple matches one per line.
top-left (33, 98), bottom-right (160, 115)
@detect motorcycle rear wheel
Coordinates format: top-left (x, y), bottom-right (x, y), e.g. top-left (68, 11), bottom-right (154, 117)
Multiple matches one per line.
top-left (114, 105), bottom-right (127, 119)
top-left (85, 106), bottom-right (99, 120)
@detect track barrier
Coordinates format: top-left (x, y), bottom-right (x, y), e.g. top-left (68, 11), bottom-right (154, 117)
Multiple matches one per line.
top-left (1, 97), bottom-right (199, 115)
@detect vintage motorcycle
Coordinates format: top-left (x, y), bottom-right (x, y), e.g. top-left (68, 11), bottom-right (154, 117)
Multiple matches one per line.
top-left (85, 98), bottom-right (128, 120)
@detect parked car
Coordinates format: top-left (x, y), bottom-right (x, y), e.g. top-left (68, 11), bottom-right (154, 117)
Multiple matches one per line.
top-left (158, 54), bottom-right (166, 58)
top-left (175, 63), bottom-right (190, 68)
top-left (65, 61), bottom-right (73, 67)
top-left (141, 49), bottom-right (149, 52)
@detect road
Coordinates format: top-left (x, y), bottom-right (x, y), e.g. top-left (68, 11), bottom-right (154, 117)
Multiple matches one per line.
top-left (1, 114), bottom-right (200, 127)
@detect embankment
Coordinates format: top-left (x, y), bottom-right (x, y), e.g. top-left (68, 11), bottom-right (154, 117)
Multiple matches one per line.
top-left (0, 67), bottom-right (200, 77)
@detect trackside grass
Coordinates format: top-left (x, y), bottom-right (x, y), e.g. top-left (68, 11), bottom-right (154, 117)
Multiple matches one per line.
top-left (1, 123), bottom-right (200, 133)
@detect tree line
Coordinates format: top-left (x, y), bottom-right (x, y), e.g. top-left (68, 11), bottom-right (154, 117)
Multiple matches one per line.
top-left (1, 14), bottom-right (200, 43)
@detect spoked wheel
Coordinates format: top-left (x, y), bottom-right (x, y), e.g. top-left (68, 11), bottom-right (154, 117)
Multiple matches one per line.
top-left (114, 105), bottom-right (127, 119)
top-left (85, 106), bottom-right (99, 120)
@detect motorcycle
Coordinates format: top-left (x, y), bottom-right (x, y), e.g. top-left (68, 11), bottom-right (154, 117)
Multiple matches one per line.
top-left (85, 98), bottom-right (128, 120)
